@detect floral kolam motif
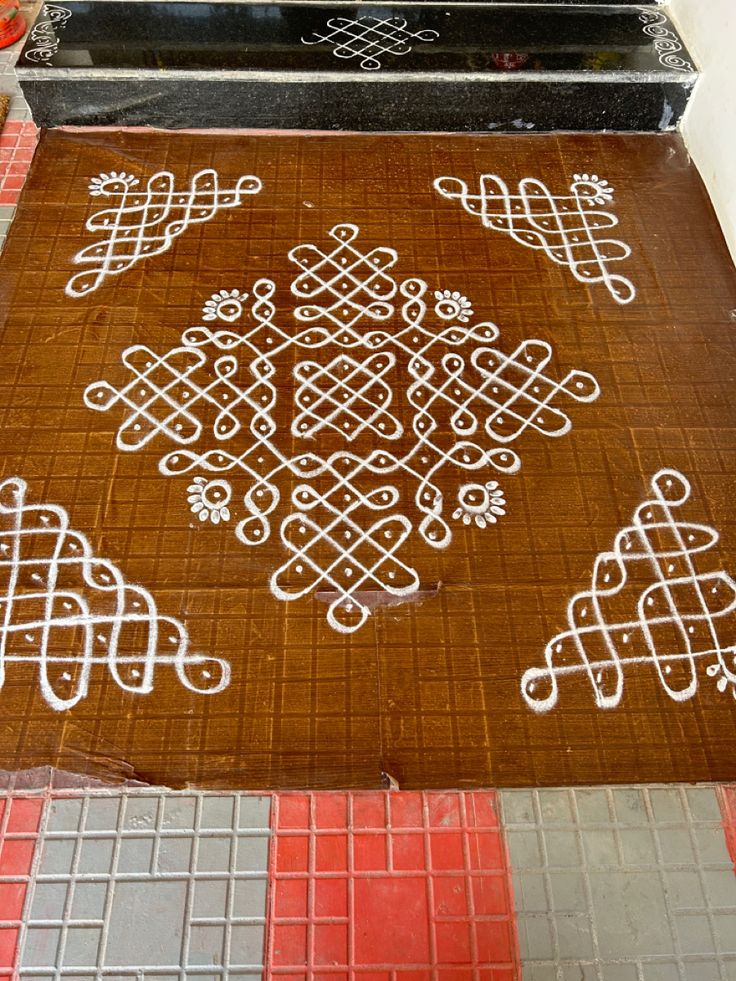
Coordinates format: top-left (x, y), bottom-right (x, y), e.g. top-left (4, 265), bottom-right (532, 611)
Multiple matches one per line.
top-left (85, 224), bottom-right (601, 633)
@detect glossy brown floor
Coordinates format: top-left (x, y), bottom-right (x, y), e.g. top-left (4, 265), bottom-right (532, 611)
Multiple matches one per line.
top-left (1, 130), bottom-right (735, 789)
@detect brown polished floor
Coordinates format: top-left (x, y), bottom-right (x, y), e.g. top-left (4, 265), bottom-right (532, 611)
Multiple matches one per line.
top-left (0, 129), bottom-right (735, 789)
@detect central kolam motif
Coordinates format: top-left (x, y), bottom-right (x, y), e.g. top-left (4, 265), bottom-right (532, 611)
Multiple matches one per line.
top-left (85, 223), bottom-right (601, 633)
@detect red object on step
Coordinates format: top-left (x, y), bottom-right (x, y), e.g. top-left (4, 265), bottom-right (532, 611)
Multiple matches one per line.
top-left (267, 791), bottom-right (521, 978)
top-left (0, 2), bottom-right (26, 49)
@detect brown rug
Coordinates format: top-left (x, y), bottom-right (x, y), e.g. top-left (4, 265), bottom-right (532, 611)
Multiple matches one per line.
top-left (0, 129), bottom-right (735, 789)
top-left (0, 93), bottom-right (9, 129)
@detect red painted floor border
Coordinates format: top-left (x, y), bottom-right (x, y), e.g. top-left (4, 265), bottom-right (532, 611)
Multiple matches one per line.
top-left (0, 121), bottom-right (38, 207)
top-left (0, 796), bottom-right (44, 979)
top-left (266, 791), bottom-right (520, 980)
top-left (717, 786), bottom-right (736, 872)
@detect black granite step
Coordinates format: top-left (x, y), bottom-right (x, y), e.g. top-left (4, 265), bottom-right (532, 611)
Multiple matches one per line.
top-left (16, 2), bottom-right (697, 131)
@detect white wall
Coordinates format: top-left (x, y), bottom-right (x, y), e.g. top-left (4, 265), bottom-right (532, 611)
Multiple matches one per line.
top-left (669, 0), bottom-right (736, 264)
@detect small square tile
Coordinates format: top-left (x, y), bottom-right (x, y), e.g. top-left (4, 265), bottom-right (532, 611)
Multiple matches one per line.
top-left (313, 924), bottom-right (348, 966)
top-left (391, 833), bottom-right (425, 871)
top-left (649, 789), bottom-right (686, 824)
top-left (702, 868), bottom-right (736, 908)
top-left (433, 875), bottom-right (468, 917)
top-left (518, 915), bottom-right (555, 960)
top-left (19, 926), bottom-right (60, 968)
top-left (200, 796), bottom-right (236, 830)
top-left (237, 796), bottom-right (271, 830)
top-left (314, 795), bottom-right (347, 829)
top-left (188, 925), bottom-right (226, 966)
top-left (619, 828), bottom-right (657, 865)
top-left (70, 882), bottom-right (108, 921)
top-left (674, 912), bottom-right (714, 955)
top-left (63, 927), bottom-right (102, 968)
top-left (38, 839), bottom-right (76, 876)
top-left (275, 836), bottom-right (309, 874)
top-left (156, 837), bottom-right (193, 874)
top-left (161, 796), bottom-right (197, 831)
top-left (77, 838), bottom-right (114, 875)
top-left (0, 881), bottom-right (26, 920)
top-left (233, 878), bottom-right (267, 919)
top-left (46, 799), bottom-right (83, 833)
top-left (428, 794), bottom-right (462, 829)
top-left (665, 869), bottom-right (705, 910)
top-left (543, 831), bottom-right (580, 867)
top-left (430, 832), bottom-right (464, 871)
top-left (192, 879), bottom-right (229, 918)
top-left (435, 920), bottom-right (472, 963)
top-left (117, 836), bottom-right (154, 874)
top-left (353, 795), bottom-right (387, 830)
top-left (83, 799), bottom-right (120, 832)
top-left (314, 878), bottom-right (348, 918)
top-left (505, 830), bottom-right (542, 868)
top-left (685, 788), bottom-right (722, 823)
top-left (538, 790), bottom-right (574, 824)
top-left (122, 797), bottom-right (159, 832)
top-left (230, 924), bottom-right (265, 966)
top-left (693, 826), bottom-right (733, 865)
top-left (657, 828), bottom-right (695, 865)
top-left (354, 834), bottom-right (387, 872)
top-left (388, 794), bottom-right (423, 829)
top-left (548, 869), bottom-right (587, 912)
top-left (29, 881), bottom-right (69, 921)
top-left (500, 791), bottom-right (535, 825)
top-left (274, 878), bottom-right (308, 919)
top-left (582, 829), bottom-right (619, 866)
top-left (235, 835), bottom-right (270, 873)
top-left (197, 836), bottom-right (232, 873)
top-left (277, 797), bottom-right (310, 830)
top-left (555, 913), bottom-right (595, 959)
top-left (315, 834), bottom-right (347, 872)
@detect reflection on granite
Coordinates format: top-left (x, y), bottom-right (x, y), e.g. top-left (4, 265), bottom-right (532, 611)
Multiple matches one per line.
top-left (18, 2), bottom-right (695, 75)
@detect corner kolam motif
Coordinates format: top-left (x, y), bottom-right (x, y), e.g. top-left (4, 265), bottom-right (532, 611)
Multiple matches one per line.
top-left (0, 477), bottom-right (230, 711)
top-left (65, 168), bottom-right (263, 299)
top-left (84, 222), bottom-right (601, 634)
top-left (522, 469), bottom-right (736, 713)
top-left (434, 173), bottom-right (636, 305)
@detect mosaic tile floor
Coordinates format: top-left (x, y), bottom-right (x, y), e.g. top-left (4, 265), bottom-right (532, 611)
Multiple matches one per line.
top-left (2, 784), bottom-right (736, 978)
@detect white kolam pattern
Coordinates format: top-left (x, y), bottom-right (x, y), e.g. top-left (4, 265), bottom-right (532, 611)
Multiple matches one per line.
top-left (85, 223), bottom-right (601, 634)
top-left (65, 169), bottom-right (262, 299)
top-left (0, 477), bottom-right (230, 711)
top-left (301, 15), bottom-right (438, 71)
top-left (434, 173), bottom-right (636, 305)
top-left (521, 469), bottom-right (736, 713)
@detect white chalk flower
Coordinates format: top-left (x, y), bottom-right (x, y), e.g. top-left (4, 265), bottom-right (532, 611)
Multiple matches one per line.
top-left (88, 171), bottom-right (139, 196)
top-left (187, 477), bottom-right (232, 525)
top-left (434, 289), bottom-right (473, 323)
top-left (452, 481), bottom-right (506, 529)
top-left (573, 173), bottom-right (614, 206)
top-left (202, 289), bottom-right (248, 323)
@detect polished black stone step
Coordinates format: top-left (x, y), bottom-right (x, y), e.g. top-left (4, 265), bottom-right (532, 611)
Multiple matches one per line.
top-left (17, 2), bottom-right (697, 131)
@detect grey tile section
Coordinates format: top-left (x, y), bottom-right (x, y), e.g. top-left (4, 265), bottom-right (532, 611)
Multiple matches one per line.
top-left (18, 791), bottom-right (271, 978)
top-left (501, 785), bottom-right (736, 981)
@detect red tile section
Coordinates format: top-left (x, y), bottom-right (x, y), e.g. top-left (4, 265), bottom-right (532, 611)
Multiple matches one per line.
top-left (0, 796), bottom-right (44, 979)
top-left (718, 786), bottom-right (736, 872)
top-left (0, 121), bottom-right (39, 206)
top-left (267, 791), bottom-right (520, 979)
